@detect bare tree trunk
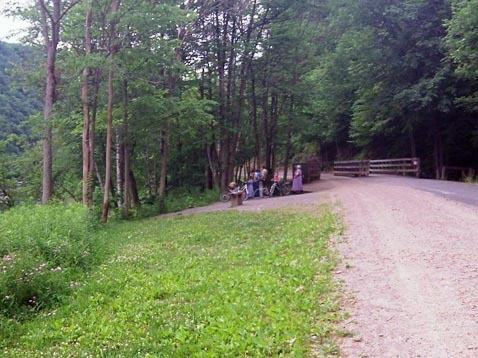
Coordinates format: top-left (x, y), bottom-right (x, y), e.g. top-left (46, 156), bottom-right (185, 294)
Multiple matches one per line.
top-left (115, 128), bottom-right (123, 207)
top-left (261, 75), bottom-right (269, 168)
top-left (158, 129), bottom-right (169, 199)
top-left (250, 74), bottom-right (260, 168)
top-left (433, 115), bottom-right (444, 180)
top-left (38, 0), bottom-right (61, 204)
top-left (123, 80), bottom-right (131, 217)
top-left (94, 160), bottom-right (103, 191)
top-left (81, 7), bottom-right (92, 205)
top-left (87, 68), bottom-right (102, 206)
top-left (206, 143), bottom-right (219, 189)
top-left (38, 0), bottom-right (81, 203)
top-left (409, 125), bottom-right (417, 158)
top-left (128, 169), bottom-right (141, 209)
top-left (283, 98), bottom-right (294, 181)
top-left (101, 0), bottom-right (120, 222)
top-left (102, 66), bottom-right (114, 222)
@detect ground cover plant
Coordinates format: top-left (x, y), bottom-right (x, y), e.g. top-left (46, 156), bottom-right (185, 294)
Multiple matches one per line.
top-left (1, 208), bottom-right (342, 357)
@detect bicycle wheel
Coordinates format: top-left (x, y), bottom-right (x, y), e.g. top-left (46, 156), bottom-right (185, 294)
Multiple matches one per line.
top-left (220, 192), bottom-right (231, 202)
top-left (281, 182), bottom-right (291, 196)
top-left (241, 190), bottom-right (249, 201)
top-left (268, 184), bottom-right (277, 198)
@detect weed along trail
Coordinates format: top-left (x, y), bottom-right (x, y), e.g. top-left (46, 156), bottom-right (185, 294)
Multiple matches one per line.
top-left (320, 174), bottom-right (478, 357)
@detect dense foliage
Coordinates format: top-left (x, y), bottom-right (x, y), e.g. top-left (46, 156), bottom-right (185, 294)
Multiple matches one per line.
top-left (0, 0), bottom-right (477, 217)
top-left (1, 208), bottom-right (342, 356)
top-left (309, 0), bottom-right (478, 177)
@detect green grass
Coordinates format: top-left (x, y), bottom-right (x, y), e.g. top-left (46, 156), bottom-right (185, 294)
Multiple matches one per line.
top-left (1, 208), bottom-right (342, 357)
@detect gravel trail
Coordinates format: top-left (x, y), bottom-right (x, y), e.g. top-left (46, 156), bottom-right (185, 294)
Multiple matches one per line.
top-left (163, 173), bottom-right (478, 357)
top-left (324, 174), bottom-right (478, 358)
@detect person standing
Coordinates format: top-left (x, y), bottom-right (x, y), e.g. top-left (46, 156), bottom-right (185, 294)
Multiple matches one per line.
top-left (252, 169), bottom-right (261, 197)
top-left (261, 166), bottom-right (268, 182)
top-left (260, 165), bottom-right (269, 197)
top-left (271, 171), bottom-right (281, 197)
top-left (273, 171), bottom-right (280, 183)
top-left (247, 174), bottom-right (254, 199)
top-left (292, 165), bottom-right (303, 193)
top-left (257, 166), bottom-right (266, 198)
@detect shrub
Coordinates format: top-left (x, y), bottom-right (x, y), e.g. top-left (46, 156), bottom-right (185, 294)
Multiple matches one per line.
top-left (0, 204), bottom-right (100, 317)
top-left (120, 188), bottom-right (219, 219)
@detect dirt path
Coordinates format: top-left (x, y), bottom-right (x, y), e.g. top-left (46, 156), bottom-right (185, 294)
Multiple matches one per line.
top-left (164, 174), bottom-right (478, 357)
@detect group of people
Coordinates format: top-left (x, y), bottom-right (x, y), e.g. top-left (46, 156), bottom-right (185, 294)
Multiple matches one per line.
top-left (244, 164), bottom-right (303, 198)
top-left (247, 166), bottom-right (269, 198)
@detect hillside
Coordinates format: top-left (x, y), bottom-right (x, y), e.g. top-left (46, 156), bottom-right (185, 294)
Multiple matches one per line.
top-left (0, 41), bottom-right (42, 153)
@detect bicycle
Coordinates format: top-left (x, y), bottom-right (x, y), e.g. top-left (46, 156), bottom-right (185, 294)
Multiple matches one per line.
top-left (219, 182), bottom-right (250, 202)
top-left (268, 180), bottom-right (291, 197)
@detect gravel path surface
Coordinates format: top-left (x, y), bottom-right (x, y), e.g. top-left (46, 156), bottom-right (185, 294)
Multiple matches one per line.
top-left (325, 174), bottom-right (478, 357)
top-left (163, 173), bottom-right (478, 357)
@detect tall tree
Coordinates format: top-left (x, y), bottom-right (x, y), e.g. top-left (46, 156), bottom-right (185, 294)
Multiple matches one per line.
top-left (81, 1), bottom-right (93, 206)
top-left (37, 0), bottom-right (79, 203)
top-left (101, 0), bottom-right (120, 222)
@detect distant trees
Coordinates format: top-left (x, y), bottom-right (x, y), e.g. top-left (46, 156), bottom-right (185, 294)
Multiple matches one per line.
top-left (307, 0), bottom-right (477, 177)
top-left (446, 0), bottom-right (478, 111)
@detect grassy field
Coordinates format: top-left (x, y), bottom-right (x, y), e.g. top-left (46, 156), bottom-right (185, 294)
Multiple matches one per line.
top-left (1, 207), bottom-right (343, 357)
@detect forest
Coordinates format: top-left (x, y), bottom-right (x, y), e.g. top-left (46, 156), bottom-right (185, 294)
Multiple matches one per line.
top-left (1, 0), bottom-right (478, 221)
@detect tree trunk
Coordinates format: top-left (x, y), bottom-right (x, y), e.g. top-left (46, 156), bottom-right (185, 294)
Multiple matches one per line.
top-left (87, 68), bottom-right (102, 206)
top-left (283, 98), bottom-right (294, 181)
top-left (409, 125), bottom-right (417, 158)
top-left (128, 169), bottom-right (141, 209)
top-left (433, 115), bottom-right (444, 180)
top-left (38, 0), bottom-right (61, 204)
top-left (81, 7), bottom-right (93, 206)
top-left (261, 76), bottom-right (269, 169)
top-left (115, 128), bottom-right (123, 207)
top-left (251, 74), bottom-right (261, 168)
top-left (158, 129), bottom-right (169, 199)
top-left (123, 80), bottom-right (131, 217)
top-left (206, 142), bottom-right (219, 189)
top-left (101, 0), bottom-right (120, 222)
top-left (101, 66), bottom-right (114, 222)
top-left (94, 160), bottom-right (103, 191)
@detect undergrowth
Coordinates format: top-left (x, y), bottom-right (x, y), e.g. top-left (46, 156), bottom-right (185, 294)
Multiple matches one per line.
top-left (107, 188), bottom-right (219, 220)
top-left (0, 204), bottom-right (103, 317)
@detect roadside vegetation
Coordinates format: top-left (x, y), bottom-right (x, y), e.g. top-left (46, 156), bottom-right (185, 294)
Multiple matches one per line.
top-left (1, 204), bottom-right (342, 357)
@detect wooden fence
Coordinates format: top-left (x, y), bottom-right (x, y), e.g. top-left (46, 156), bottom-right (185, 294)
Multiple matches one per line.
top-left (334, 157), bottom-right (420, 177)
top-left (370, 158), bottom-right (420, 177)
top-left (333, 160), bottom-right (370, 177)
